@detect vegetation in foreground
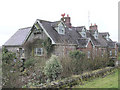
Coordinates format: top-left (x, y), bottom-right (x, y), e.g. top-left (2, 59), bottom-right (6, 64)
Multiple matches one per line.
top-left (2, 48), bottom-right (115, 88)
top-left (73, 69), bottom-right (118, 88)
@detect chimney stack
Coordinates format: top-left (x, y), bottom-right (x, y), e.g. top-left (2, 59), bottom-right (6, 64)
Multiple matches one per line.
top-left (89, 23), bottom-right (98, 30)
top-left (64, 14), bottom-right (72, 28)
top-left (61, 13), bottom-right (72, 28)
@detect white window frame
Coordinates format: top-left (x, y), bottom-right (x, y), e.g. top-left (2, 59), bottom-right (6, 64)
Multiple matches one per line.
top-left (106, 34), bottom-right (110, 41)
top-left (110, 50), bottom-right (112, 56)
top-left (96, 48), bottom-right (97, 56)
top-left (34, 48), bottom-right (43, 56)
top-left (58, 23), bottom-right (65, 34)
top-left (80, 31), bottom-right (86, 38)
top-left (87, 51), bottom-right (90, 58)
top-left (94, 31), bottom-right (98, 39)
top-left (115, 50), bottom-right (117, 56)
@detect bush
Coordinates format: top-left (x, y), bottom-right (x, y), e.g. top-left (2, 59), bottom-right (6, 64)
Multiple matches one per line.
top-left (44, 55), bottom-right (63, 81)
top-left (69, 50), bottom-right (85, 60)
top-left (24, 58), bottom-right (36, 68)
top-left (2, 47), bottom-right (16, 63)
top-left (60, 56), bottom-right (73, 78)
top-left (69, 50), bottom-right (85, 74)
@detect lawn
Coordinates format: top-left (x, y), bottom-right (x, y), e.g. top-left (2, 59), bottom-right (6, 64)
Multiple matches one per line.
top-left (73, 69), bottom-right (118, 88)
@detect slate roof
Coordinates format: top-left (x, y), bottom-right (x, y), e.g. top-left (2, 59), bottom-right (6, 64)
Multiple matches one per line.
top-left (98, 33), bottom-right (115, 48)
top-left (37, 19), bottom-right (115, 48)
top-left (4, 27), bottom-right (31, 46)
top-left (107, 41), bottom-right (115, 48)
top-left (72, 26), bottom-right (85, 32)
top-left (86, 31), bottom-right (100, 46)
top-left (97, 33), bottom-right (108, 47)
top-left (76, 38), bottom-right (90, 48)
top-left (4, 18), bottom-right (115, 49)
top-left (38, 19), bottom-right (81, 45)
top-left (99, 32), bottom-right (110, 36)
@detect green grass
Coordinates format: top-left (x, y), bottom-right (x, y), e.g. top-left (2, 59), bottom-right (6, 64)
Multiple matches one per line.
top-left (73, 69), bottom-right (118, 88)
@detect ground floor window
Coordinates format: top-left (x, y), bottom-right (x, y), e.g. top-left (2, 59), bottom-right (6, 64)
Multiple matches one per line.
top-left (115, 50), bottom-right (117, 56)
top-left (101, 49), bottom-right (104, 57)
top-left (34, 48), bottom-right (43, 56)
top-left (110, 50), bottom-right (112, 56)
top-left (96, 48), bottom-right (97, 56)
top-left (87, 51), bottom-right (90, 58)
top-left (17, 48), bottom-right (24, 57)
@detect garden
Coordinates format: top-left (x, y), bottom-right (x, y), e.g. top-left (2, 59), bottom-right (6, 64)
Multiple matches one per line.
top-left (2, 47), bottom-right (118, 88)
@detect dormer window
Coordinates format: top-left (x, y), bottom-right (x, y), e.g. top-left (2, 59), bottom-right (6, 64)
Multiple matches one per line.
top-left (105, 34), bottom-right (109, 41)
top-left (80, 27), bottom-right (86, 38)
top-left (58, 22), bottom-right (65, 34)
top-left (93, 31), bottom-right (98, 39)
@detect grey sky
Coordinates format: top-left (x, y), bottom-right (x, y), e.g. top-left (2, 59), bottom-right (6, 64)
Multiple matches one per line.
top-left (0, 0), bottom-right (119, 46)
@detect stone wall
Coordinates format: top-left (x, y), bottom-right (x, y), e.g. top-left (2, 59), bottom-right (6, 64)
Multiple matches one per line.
top-left (24, 28), bottom-right (48, 58)
top-left (36, 67), bottom-right (116, 88)
top-left (4, 46), bottom-right (20, 58)
top-left (4, 46), bottom-right (19, 53)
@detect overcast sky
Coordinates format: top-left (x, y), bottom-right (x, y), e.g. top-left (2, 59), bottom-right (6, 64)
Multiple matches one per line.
top-left (0, 0), bottom-right (119, 46)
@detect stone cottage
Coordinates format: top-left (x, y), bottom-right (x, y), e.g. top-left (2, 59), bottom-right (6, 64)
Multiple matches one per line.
top-left (3, 14), bottom-right (118, 60)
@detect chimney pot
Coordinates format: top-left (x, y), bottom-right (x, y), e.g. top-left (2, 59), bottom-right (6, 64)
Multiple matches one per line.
top-left (67, 14), bottom-right (69, 17)
top-left (89, 23), bottom-right (98, 30)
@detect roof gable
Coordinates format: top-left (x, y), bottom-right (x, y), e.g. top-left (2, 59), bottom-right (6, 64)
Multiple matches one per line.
top-left (4, 27), bottom-right (31, 46)
top-left (55, 22), bottom-right (65, 35)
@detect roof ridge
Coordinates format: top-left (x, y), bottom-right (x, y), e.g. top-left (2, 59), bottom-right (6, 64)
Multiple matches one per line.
top-left (99, 32), bottom-right (109, 33)
top-left (19, 27), bottom-right (31, 30)
top-left (37, 19), bottom-right (54, 23)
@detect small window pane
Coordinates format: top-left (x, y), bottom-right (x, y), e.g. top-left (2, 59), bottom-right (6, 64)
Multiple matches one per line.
top-left (110, 51), bottom-right (112, 56)
top-left (34, 48), bottom-right (43, 56)
top-left (88, 51), bottom-right (90, 58)
top-left (58, 25), bottom-right (64, 34)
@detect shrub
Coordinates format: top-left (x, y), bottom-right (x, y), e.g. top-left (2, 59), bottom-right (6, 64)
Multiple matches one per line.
top-left (24, 58), bottom-right (36, 68)
top-left (42, 37), bottom-right (54, 56)
top-left (107, 59), bottom-right (115, 67)
top-left (69, 50), bottom-right (85, 60)
top-left (44, 55), bottom-right (63, 81)
top-left (2, 47), bottom-right (16, 63)
top-left (69, 50), bottom-right (85, 74)
top-left (60, 56), bottom-right (73, 78)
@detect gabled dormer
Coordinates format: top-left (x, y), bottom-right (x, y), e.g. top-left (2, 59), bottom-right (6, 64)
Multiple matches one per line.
top-left (105, 33), bottom-right (110, 41)
top-left (100, 32), bottom-right (110, 41)
top-left (93, 30), bottom-right (99, 39)
top-left (54, 21), bottom-right (65, 35)
top-left (79, 27), bottom-right (86, 38)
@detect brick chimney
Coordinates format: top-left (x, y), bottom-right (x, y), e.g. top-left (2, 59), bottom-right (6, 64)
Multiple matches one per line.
top-left (61, 13), bottom-right (72, 28)
top-left (89, 23), bottom-right (98, 30)
top-left (64, 14), bottom-right (72, 28)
